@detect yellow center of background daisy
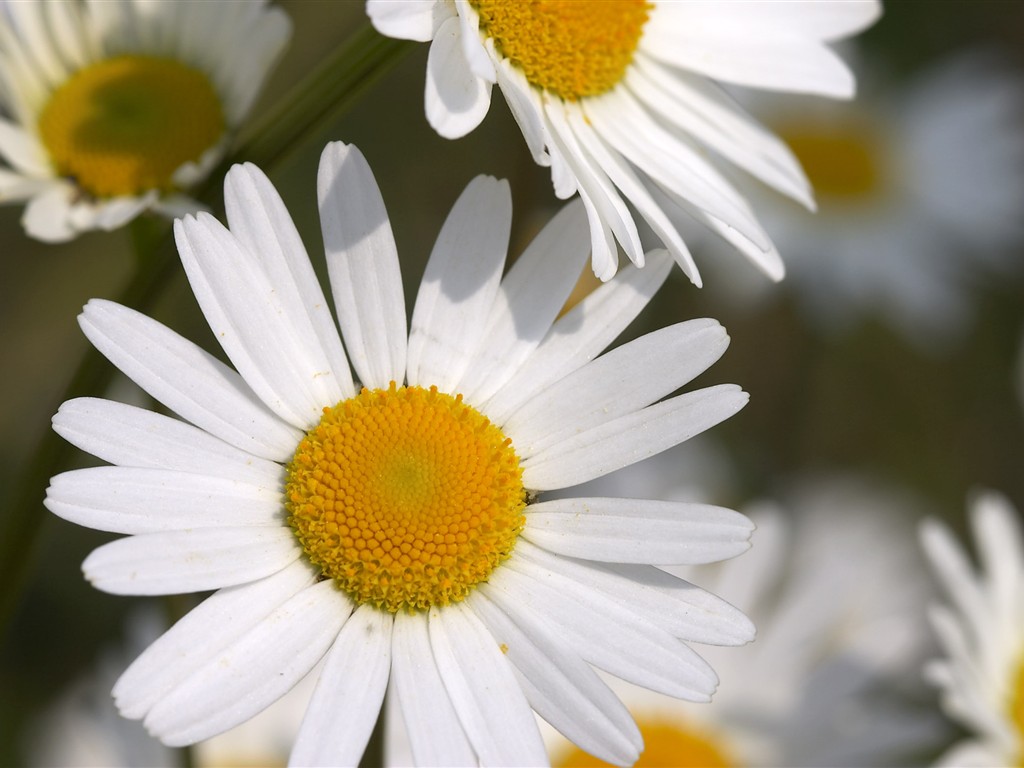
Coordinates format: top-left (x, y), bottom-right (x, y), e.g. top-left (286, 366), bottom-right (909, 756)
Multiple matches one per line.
top-left (472, 0), bottom-right (650, 101)
top-left (1008, 654), bottom-right (1024, 763)
top-left (286, 383), bottom-right (526, 613)
top-left (778, 123), bottom-right (882, 200)
top-left (558, 720), bottom-right (734, 767)
top-left (37, 55), bottom-right (225, 199)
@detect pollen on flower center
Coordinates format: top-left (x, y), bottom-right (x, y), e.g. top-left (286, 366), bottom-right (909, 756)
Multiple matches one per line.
top-left (285, 383), bottom-right (526, 613)
top-left (778, 123), bottom-right (882, 200)
top-left (558, 720), bottom-right (734, 768)
top-left (37, 55), bottom-right (225, 199)
top-left (471, 0), bottom-right (651, 101)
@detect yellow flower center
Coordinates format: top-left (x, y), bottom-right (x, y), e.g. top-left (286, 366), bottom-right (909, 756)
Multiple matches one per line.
top-left (471, 0), bottom-right (651, 101)
top-left (778, 122), bottom-right (882, 200)
top-left (286, 383), bottom-right (526, 613)
top-left (37, 55), bottom-right (225, 199)
top-left (1008, 653), bottom-right (1024, 763)
top-left (558, 719), bottom-right (734, 768)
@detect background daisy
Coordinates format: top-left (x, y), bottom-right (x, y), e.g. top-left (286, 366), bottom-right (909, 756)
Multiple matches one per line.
top-left (367, 0), bottom-right (880, 283)
top-left (701, 48), bottom-right (1024, 350)
top-left (921, 492), bottom-right (1024, 766)
top-left (44, 141), bottom-right (755, 766)
top-left (0, 0), bottom-right (290, 241)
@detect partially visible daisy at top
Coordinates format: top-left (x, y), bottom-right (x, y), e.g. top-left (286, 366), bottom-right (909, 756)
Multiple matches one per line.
top-left (0, 0), bottom-right (290, 242)
top-left (367, 0), bottom-right (881, 283)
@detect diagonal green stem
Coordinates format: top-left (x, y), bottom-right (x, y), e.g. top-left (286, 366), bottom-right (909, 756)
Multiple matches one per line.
top-left (0, 20), bottom-right (414, 627)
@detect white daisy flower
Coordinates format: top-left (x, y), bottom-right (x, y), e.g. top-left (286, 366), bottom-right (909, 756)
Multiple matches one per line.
top-left (921, 492), bottom-right (1024, 767)
top-left (0, 0), bottom-right (290, 242)
top-left (44, 140), bottom-right (755, 766)
top-left (547, 478), bottom-right (944, 767)
top-left (729, 51), bottom-right (1024, 348)
top-left (366, 0), bottom-right (880, 283)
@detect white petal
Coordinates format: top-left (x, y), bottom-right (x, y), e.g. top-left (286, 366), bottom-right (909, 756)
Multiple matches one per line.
top-left (515, 540), bottom-right (755, 646)
top-left (51, 397), bottom-right (283, 486)
top-left (144, 580), bottom-right (351, 746)
top-left (454, 0), bottom-right (495, 82)
top-left (522, 384), bottom-right (748, 491)
top-left (641, 1), bottom-right (866, 98)
top-left (174, 214), bottom-right (348, 429)
top-left (587, 90), bottom-right (772, 252)
top-left (469, 590), bottom-right (641, 766)
top-left (0, 117), bottom-right (52, 176)
top-left (317, 142), bottom-right (407, 389)
top-left (493, 556), bottom-right (718, 700)
top-left (22, 183), bottom-right (77, 242)
top-left (483, 252), bottom-right (672, 424)
top-left (456, 199), bottom-right (590, 405)
top-left (425, 16), bottom-right (492, 139)
top-left (919, 519), bottom-right (986, 634)
top-left (407, 175), bottom-right (510, 392)
top-left (78, 299), bottom-right (302, 462)
top-left (223, 162), bottom-right (354, 398)
top-left (523, 497), bottom-right (752, 565)
top-left (390, 611), bottom-right (476, 767)
top-left (505, 319), bottom-right (729, 458)
top-left (628, 56), bottom-right (813, 208)
top-left (566, 106), bottom-right (702, 284)
top-left (82, 526), bottom-right (301, 595)
top-left (492, 50), bottom-right (549, 165)
top-left (428, 603), bottom-right (548, 767)
top-left (367, 0), bottom-right (449, 42)
top-left (291, 605), bottom-right (393, 766)
top-left (114, 559), bottom-right (316, 719)
top-left (545, 101), bottom-right (644, 270)
top-left (46, 467), bottom-right (283, 534)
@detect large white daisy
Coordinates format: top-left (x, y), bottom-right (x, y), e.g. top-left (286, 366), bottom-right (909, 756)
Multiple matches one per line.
top-left (44, 140), bottom-right (755, 766)
top-left (921, 492), bottom-right (1024, 766)
top-left (366, 0), bottom-right (880, 283)
top-left (0, 0), bottom-right (290, 242)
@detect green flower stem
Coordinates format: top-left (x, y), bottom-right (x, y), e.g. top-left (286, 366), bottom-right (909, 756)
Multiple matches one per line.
top-left (0, 20), bottom-right (414, 626)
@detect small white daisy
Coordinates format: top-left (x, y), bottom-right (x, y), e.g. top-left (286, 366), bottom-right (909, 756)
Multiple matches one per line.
top-left (45, 140), bottom-right (755, 766)
top-left (0, 0), bottom-right (290, 242)
top-left (732, 51), bottom-right (1024, 348)
top-left (545, 476), bottom-right (943, 767)
top-left (921, 492), bottom-right (1024, 767)
top-left (366, 0), bottom-right (880, 283)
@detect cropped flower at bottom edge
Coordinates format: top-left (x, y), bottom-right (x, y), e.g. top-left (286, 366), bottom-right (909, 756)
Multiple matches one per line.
top-left (45, 140), bottom-right (754, 767)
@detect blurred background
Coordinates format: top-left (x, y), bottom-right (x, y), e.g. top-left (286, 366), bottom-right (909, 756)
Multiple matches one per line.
top-left (2, 1), bottom-right (1024, 765)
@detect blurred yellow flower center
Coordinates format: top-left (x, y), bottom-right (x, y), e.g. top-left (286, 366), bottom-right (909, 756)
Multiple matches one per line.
top-left (471, 0), bottom-right (651, 100)
top-left (37, 55), bottom-right (224, 199)
top-left (286, 383), bottom-right (526, 613)
top-left (1008, 654), bottom-right (1024, 760)
top-left (558, 720), bottom-right (734, 768)
top-left (778, 123), bottom-right (882, 200)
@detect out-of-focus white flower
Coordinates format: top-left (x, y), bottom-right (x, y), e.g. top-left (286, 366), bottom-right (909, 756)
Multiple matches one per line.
top-left (921, 492), bottom-right (1024, 767)
top-left (367, 0), bottom-right (880, 283)
top-left (545, 475), bottom-right (945, 767)
top-left (0, 0), bottom-right (290, 242)
top-left (724, 51), bottom-right (1024, 349)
